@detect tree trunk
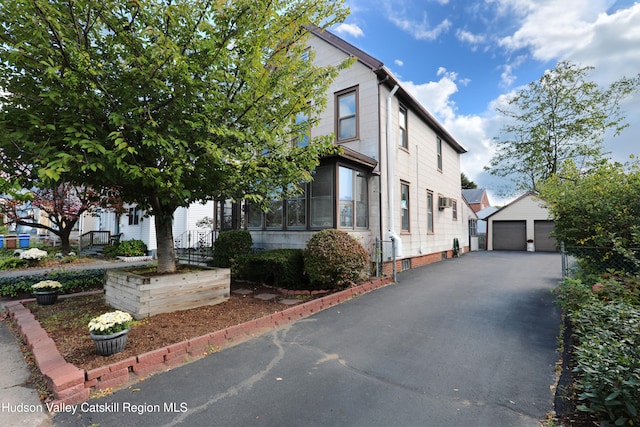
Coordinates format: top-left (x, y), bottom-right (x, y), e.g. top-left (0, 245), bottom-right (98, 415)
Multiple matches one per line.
top-left (155, 214), bottom-right (177, 273)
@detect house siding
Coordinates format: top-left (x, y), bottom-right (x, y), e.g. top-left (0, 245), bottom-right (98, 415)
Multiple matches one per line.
top-left (487, 193), bottom-right (553, 250)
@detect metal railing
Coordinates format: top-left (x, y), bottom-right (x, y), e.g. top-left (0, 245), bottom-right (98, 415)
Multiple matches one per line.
top-left (79, 231), bottom-right (111, 251)
top-left (174, 229), bottom-right (218, 265)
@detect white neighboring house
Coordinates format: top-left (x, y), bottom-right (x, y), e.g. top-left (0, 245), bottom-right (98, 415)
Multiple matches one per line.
top-left (486, 192), bottom-right (557, 252)
top-left (83, 26), bottom-right (471, 271)
top-left (85, 202), bottom-right (215, 255)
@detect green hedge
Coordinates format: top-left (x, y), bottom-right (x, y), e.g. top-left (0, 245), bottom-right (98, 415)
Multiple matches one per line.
top-left (213, 230), bottom-right (253, 268)
top-left (0, 269), bottom-right (105, 297)
top-left (235, 249), bottom-right (306, 289)
top-left (556, 272), bottom-right (640, 425)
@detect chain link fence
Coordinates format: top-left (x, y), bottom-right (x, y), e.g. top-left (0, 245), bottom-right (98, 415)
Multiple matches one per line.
top-left (561, 242), bottom-right (640, 278)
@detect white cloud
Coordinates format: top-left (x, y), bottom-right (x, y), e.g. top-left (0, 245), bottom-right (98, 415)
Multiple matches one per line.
top-left (394, 59), bottom-right (404, 67)
top-left (401, 68), bottom-right (459, 122)
top-left (384, 2), bottom-right (452, 41)
top-left (455, 29), bottom-right (486, 50)
top-left (334, 23), bottom-right (365, 38)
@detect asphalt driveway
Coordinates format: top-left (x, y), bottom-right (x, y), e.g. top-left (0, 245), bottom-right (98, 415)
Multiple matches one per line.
top-left (53, 251), bottom-right (562, 427)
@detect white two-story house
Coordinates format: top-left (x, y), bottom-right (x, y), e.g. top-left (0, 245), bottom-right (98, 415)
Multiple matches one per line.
top-left (91, 26), bottom-right (471, 273)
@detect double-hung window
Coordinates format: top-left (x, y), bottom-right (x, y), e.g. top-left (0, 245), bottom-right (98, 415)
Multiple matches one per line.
top-left (399, 106), bottom-right (408, 148)
top-left (427, 191), bottom-right (434, 233)
top-left (436, 137), bottom-right (443, 171)
top-left (401, 182), bottom-right (410, 232)
top-left (452, 200), bottom-right (458, 220)
top-left (336, 87), bottom-right (358, 141)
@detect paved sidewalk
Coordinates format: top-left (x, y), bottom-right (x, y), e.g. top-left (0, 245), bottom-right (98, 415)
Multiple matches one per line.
top-left (0, 313), bottom-right (53, 427)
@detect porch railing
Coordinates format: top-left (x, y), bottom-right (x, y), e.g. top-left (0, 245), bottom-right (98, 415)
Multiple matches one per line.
top-left (79, 231), bottom-right (111, 251)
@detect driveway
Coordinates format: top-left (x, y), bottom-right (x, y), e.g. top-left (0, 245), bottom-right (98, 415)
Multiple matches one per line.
top-left (53, 251), bottom-right (561, 427)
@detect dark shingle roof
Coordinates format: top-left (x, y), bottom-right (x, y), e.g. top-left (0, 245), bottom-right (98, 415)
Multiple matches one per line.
top-left (462, 189), bottom-right (487, 204)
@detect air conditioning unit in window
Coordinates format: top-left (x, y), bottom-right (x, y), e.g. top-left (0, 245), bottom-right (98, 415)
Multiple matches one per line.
top-left (439, 196), bottom-right (453, 210)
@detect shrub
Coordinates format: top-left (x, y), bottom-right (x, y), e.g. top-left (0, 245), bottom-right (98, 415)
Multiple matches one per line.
top-left (116, 239), bottom-right (147, 257)
top-left (304, 229), bottom-right (370, 289)
top-left (0, 256), bottom-right (29, 271)
top-left (572, 301), bottom-right (640, 425)
top-left (102, 244), bottom-right (120, 258)
top-left (213, 230), bottom-right (253, 268)
top-left (235, 249), bottom-right (306, 289)
top-left (0, 269), bottom-right (105, 297)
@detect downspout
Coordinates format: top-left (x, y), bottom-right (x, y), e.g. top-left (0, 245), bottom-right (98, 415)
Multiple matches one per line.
top-left (386, 84), bottom-right (402, 256)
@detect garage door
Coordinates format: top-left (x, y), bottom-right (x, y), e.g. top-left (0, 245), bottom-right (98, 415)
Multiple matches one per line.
top-left (534, 220), bottom-right (557, 252)
top-left (492, 220), bottom-right (526, 251)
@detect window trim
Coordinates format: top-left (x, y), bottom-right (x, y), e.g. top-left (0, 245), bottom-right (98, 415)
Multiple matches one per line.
top-left (436, 137), bottom-right (443, 172)
top-left (400, 181), bottom-right (410, 232)
top-left (427, 190), bottom-right (434, 234)
top-left (335, 86), bottom-right (359, 142)
top-left (399, 105), bottom-right (408, 149)
top-left (338, 164), bottom-right (369, 230)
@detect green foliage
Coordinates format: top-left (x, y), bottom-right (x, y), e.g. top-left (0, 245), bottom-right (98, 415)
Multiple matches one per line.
top-left (0, 256), bottom-right (29, 271)
top-left (0, 0), bottom-right (351, 273)
top-left (115, 239), bottom-right (147, 257)
top-left (488, 61), bottom-right (640, 193)
top-left (556, 271), bottom-right (640, 425)
top-left (213, 230), bottom-right (253, 268)
top-left (102, 244), bottom-right (120, 258)
top-left (541, 160), bottom-right (640, 274)
top-left (304, 229), bottom-right (370, 289)
top-left (0, 270), bottom-right (104, 297)
top-left (461, 172), bottom-right (477, 189)
top-left (235, 249), bottom-right (306, 289)
top-left (572, 301), bottom-right (640, 425)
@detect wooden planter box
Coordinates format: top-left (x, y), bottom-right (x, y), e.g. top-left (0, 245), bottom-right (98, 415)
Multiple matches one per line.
top-left (104, 266), bottom-right (230, 319)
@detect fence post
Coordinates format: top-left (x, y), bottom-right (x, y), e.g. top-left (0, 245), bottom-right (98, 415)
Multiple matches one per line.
top-left (391, 237), bottom-right (397, 282)
top-left (561, 241), bottom-right (566, 278)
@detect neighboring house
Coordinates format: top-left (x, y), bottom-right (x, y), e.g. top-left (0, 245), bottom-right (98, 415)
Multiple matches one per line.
top-left (462, 197), bottom-right (480, 251)
top-left (486, 192), bottom-right (557, 252)
top-left (462, 188), bottom-right (491, 213)
top-left (89, 27), bottom-right (471, 272)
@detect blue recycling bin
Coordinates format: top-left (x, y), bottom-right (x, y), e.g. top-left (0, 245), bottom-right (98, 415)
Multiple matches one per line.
top-left (19, 233), bottom-right (30, 248)
top-left (0, 235), bottom-right (3, 249)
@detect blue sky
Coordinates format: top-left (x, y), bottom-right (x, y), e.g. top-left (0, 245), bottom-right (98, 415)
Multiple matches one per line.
top-left (331, 0), bottom-right (640, 205)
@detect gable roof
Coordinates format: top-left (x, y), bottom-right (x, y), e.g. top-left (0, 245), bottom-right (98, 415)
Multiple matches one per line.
top-left (462, 188), bottom-right (487, 204)
top-left (308, 26), bottom-right (467, 155)
top-left (484, 191), bottom-right (542, 220)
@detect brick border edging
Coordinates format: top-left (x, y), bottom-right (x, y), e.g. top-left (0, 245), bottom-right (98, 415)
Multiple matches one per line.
top-left (5, 276), bottom-right (392, 410)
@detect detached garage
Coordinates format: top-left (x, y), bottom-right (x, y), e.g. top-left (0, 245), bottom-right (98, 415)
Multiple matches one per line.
top-left (487, 192), bottom-right (557, 252)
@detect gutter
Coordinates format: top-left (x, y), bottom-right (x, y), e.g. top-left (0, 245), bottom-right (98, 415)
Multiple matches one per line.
top-left (386, 84), bottom-right (402, 257)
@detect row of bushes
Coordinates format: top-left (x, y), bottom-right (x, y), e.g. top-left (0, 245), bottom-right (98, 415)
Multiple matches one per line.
top-left (0, 269), bottom-right (105, 297)
top-left (555, 272), bottom-right (640, 425)
top-left (212, 229), bottom-right (371, 290)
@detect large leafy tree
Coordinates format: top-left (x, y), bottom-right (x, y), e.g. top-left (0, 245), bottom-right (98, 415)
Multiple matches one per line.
top-left (0, 0), bottom-right (350, 273)
top-left (540, 159), bottom-right (640, 272)
top-left (487, 61), bottom-right (639, 193)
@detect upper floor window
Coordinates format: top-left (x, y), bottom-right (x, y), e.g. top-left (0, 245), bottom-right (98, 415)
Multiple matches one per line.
top-left (401, 182), bottom-right (410, 232)
top-left (294, 110), bottom-right (309, 147)
top-left (336, 87), bottom-right (358, 141)
top-left (436, 137), bottom-right (443, 171)
top-left (399, 106), bottom-right (408, 148)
